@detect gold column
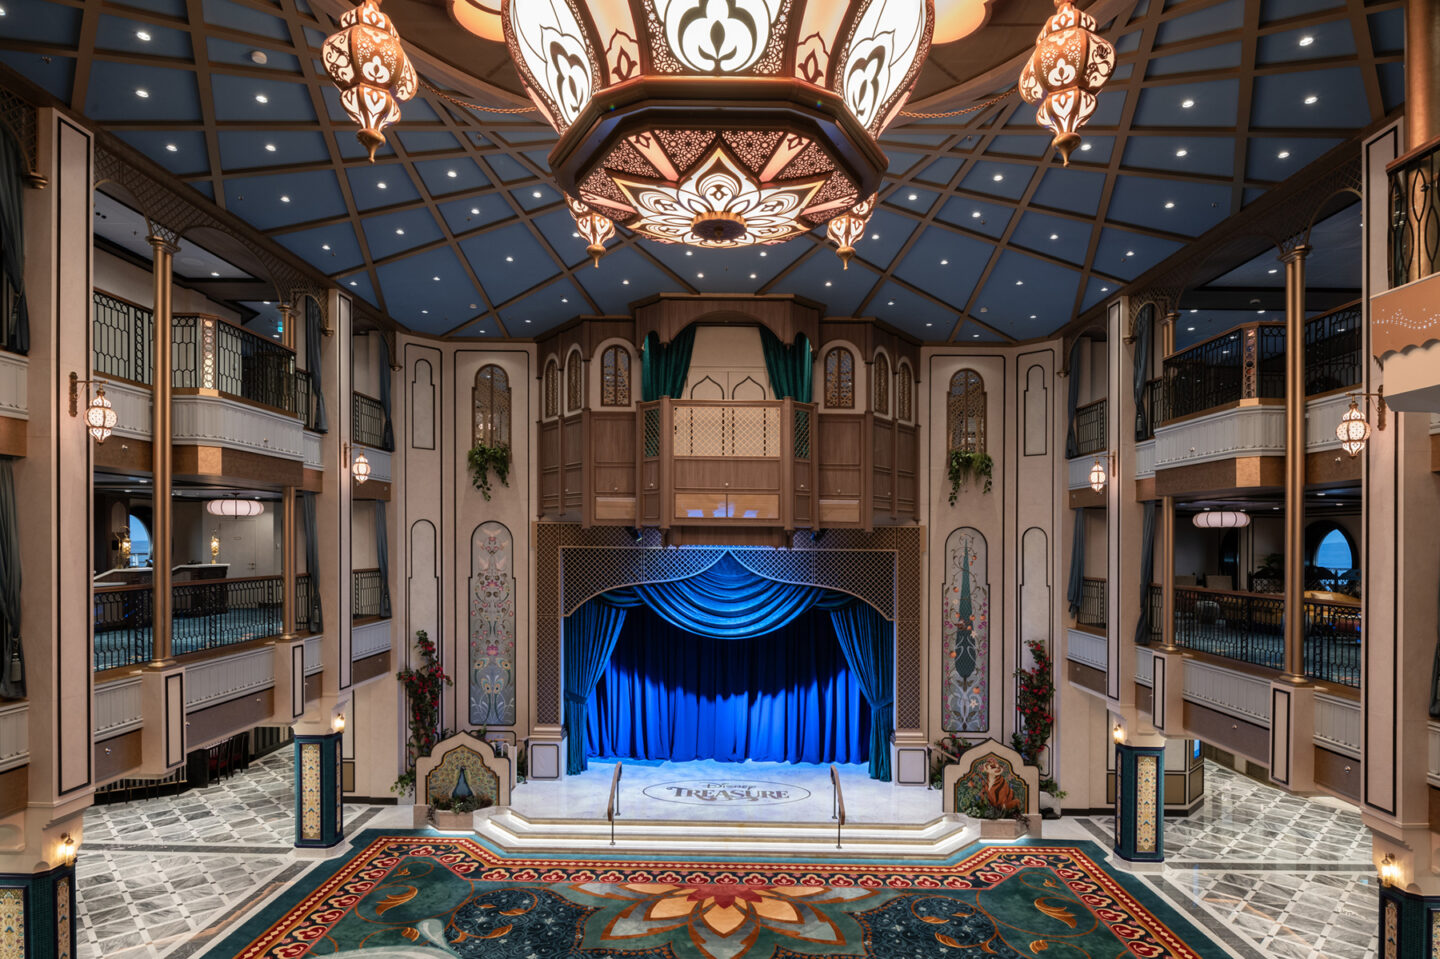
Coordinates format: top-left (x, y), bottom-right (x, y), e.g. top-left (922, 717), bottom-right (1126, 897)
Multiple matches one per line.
top-left (279, 302), bottom-right (297, 352)
top-left (1281, 244), bottom-right (1310, 682)
top-left (148, 233), bottom-right (177, 663)
top-left (1159, 312), bottom-right (1177, 651)
top-left (1407, 0), bottom-right (1440, 146)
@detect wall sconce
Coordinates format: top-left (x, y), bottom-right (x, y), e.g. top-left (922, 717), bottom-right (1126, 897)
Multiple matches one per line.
top-left (1379, 852), bottom-right (1400, 887)
top-left (1112, 722), bottom-right (1126, 744)
top-left (332, 712), bottom-right (347, 733)
top-left (1089, 450), bottom-right (1115, 493)
top-left (1336, 386), bottom-right (1386, 457)
top-left (117, 531), bottom-right (132, 566)
top-left (59, 833), bottom-right (77, 865)
top-left (343, 442), bottom-right (371, 484)
top-left (210, 530), bottom-right (221, 564)
top-left (69, 372), bottom-right (117, 443)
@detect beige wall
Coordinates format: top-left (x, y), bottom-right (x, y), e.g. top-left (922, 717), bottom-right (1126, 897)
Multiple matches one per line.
top-left (94, 247), bottom-right (241, 322)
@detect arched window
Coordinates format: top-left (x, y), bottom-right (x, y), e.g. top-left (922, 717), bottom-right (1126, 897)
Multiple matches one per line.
top-left (565, 351), bottom-right (583, 413)
top-left (948, 369), bottom-right (986, 453)
top-left (127, 513), bottom-right (151, 567)
top-left (473, 364), bottom-right (511, 447)
top-left (824, 347), bottom-right (855, 409)
top-left (543, 358), bottom-right (559, 420)
top-left (873, 352), bottom-right (890, 416)
top-left (1306, 521), bottom-right (1358, 593)
top-left (897, 363), bottom-right (914, 422)
top-left (600, 345), bottom-right (631, 407)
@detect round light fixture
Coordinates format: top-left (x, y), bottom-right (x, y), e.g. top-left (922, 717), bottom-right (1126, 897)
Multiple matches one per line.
top-left (85, 387), bottom-right (118, 443)
top-left (353, 451), bottom-right (372, 484)
top-left (206, 499), bottom-right (265, 517)
top-left (1192, 510), bottom-right (1250, 528)
top-left (1088, 456), bottom-right (1106, 493)
top-left (1336, 398), bottom-right (1370, 457)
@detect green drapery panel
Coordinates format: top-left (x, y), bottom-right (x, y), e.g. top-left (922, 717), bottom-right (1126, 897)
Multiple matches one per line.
top-left (564, 600), bottom-right (629, 775)
top-left (758, 327), bottom-right (813, 402)
top-left (0, 127), bottom-right (29, 355)
top-left (641, 325), bottom-right (697, 401)
top-left (305, 298), bottom-right (329, 434)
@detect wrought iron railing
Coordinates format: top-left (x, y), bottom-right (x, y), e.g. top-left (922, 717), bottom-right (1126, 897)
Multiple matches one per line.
top-left (1076, 577), bottom-right (1106, 631)
top-left (296, 572), bottom-right (316, 633)
top-left (1138, 378), bottom-right (1165, 441)
top-left (1305, 599), bottom-right (1362, 687)
top-left (1074, 399), bottom-right (1107, 456)
top-left (92, 291), bottom-right (154, 384)
top-left (1162, 323), bottom-right (1285, 421)
top-left (352, 391), bottom-right (386, 449)
top-left (295, 369), bottom-right (321, 430)
top-left (1148, 584), bottom-right (1163, 643)
top-left (1303, 302), bottom-right (1363, 396)
top-left (0, 269), bottom-right (21, 355)
top-left (352, 567), bottom-right (384, 619)
top-left (1171, 586), bottom-right (1360, 687)
top-left (1388, 141), bottom-right (1440, 287)
top-left (94, 576), bottom-right (285, 671)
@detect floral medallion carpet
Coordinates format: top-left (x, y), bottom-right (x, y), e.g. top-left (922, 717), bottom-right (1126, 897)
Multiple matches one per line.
top-left (217, 830), bottom-right (1229, 959)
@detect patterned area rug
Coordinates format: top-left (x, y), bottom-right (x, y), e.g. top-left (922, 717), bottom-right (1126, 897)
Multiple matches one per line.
top-left (217, 831), bottom-right (1230, 959)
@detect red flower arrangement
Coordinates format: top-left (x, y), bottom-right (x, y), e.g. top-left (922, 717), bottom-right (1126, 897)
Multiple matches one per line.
top-left (1012, 638), bottom-right (1063, 798)
top-left (393, 629), bottom-right (452, 797)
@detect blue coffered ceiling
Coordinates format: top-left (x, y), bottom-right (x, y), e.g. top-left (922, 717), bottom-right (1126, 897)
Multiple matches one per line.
top-left (0, 0), bottom-right (1403, 342)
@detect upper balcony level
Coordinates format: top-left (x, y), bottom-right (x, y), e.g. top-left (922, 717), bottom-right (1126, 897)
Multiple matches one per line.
top-left (1372, 137), bottom-right (1440, 405)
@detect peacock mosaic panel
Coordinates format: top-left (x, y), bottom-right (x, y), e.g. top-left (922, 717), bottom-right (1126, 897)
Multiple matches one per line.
top-left (424, 745), bottom-right (500, 807)
top-left (469, 522), bottom-right (516, 727)
top-left (942, 528), bottom-right (990, 733)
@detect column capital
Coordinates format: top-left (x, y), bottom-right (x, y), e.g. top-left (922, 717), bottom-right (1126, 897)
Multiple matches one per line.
top-left (1280, 242), bottom-right (1312, 264)
top-left (145, 231), bottom-right (179, 256)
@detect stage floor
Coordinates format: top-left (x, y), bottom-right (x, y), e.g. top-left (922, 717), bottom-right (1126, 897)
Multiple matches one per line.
top-left (511, 760), bottom-right (942, 825)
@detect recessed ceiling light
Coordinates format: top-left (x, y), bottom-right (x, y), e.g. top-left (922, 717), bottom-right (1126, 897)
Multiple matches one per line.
top-left (1101, 286), bottom-right (1109, 292)
top-left (421, 309), bottom-right (428, 314)
top-left (395, 228), bottom-right (405, 235)
top-left (972, 333), bottom-right (980, 338)
top-left (280, 195), bottom-right (290, 202)
top-left (759, 251), bottom-right (767, 257)
top-left (888, 300), bottom-right (895, 306)
top-left (1317, 491), bottom-right (1326, 496)
top-left (871, 233), bottom-right (879, 240)
top-left (1175, 148), bottom-right (1188, 157)
top-left (1256, 309), bottom-right (1265, 314)
top-left (1050, 233), bottom-right (1059, 240)
top-left (525, 319), bottom-right (532, 324)
top-left (697, 272), bottom-right (704, 278)
top-left (473, 208), bottom-right (482, 215)
top-left (1187, 325), bottom-right (1196, 331)
top-left (624, 279), bottom-right (631, 284)
top-left (748, 273), bottom-right (756, 279)
top-left (505, 255), bottom-right (513, 262)
top-left (1267, 268), bottom-right (1278, 274)
top-left (210, 271), bottom-right (219, 277)
top-left (562, 297), bottom-right (568, 303)
top-left (926, 322), bottom-right (933, 327)
top-left (1277, 150), bottom-right (1290, 159)
top-left (532, 190), bottom-right (542, 198)
top-left (1190, 309), bottom-right (1197, 313)
top-left (971, 210), bottom-right (981, 219)
top-left (1181, 98), bottom-right (1195, 108)
top-left (1164, 201), bottom-right (1175, 209)
top-left (940, 259), bottom-right (948, 265)
top-left (1304, 95), bottom-right (1318, 105)
top-left (255, 93), bottom-right (268, 103)
top-left (992, 173), bottom-right (1004, 181)
top-left (825, 281), bottom-right (832, 287)
top-left (446, 170), bottom-right (457, 178)
top-left (136, 29), bottom-right (150, 40)
top-left (135, 88), bottom-right (150, 98)
top-left (265, 143), bottom-right (276, 152)
top-left (1080, 143), bottom-right (1092, 151)
top-left (349, 281), bottom-right (357, 286)
top-left (908, 193), bottom-right (918, 201)
top-left (377, 181), bottom-right (387, 189)
top-left (432, 275), bottom-right (440, 281)
top-left (322, 243), bottom-right (331, 251)
top-left (1299, 35), bottom-right (1314, 46)
top-left (165, 143), bottom-right (178, 152)
top-left (1015, 280), bottom-right (1023, 286)
top-left (1030, 314), bottom-right (1037, 319)
top-left (1125, 250), bottom-right (1134, 256)
top-left (685, 250), bottom-right (693, 256)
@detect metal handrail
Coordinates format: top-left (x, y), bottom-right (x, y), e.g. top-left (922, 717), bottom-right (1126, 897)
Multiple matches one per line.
top-left (1074, 398), bottom-right (1107, 456)
top-left (829, 763), bottom-right (845, 849)
top-left (607, 761), bottom-right (623, 846)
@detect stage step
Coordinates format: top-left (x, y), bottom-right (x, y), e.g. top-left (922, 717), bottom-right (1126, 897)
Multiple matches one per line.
top-left (470, 808), bottom-right (982, 857)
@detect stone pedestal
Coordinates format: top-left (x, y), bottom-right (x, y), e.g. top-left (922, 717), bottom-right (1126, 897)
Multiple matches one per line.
top-left (294, 732), bottom-right (344, 848)
top-left (1113, 743), bottom-right (1165, 863)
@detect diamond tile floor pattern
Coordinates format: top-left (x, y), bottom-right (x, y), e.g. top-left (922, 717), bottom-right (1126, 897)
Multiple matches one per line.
top-left (74, 751), bottom-right (1376, 958)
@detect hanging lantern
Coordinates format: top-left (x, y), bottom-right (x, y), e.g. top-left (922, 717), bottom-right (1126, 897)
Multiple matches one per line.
top-left (1088, 455), bottom-right (1106, 492)
top-left (1192, 510), bottom-right (1251, 529)
top-left (353, 450), bottom-right (372, 484)
top-left (84, 386), bottom-right (118, 444)
top-left (206, 499), bottom-right (265, 517)
top-left (323, 0), bottom-right (417, 162)
top-left (1336, 398), bottom-right (1371, 457)
top-left (568, 197), bottom-right (616, 268)
top-left (1019, 0), bottom-right (1116, 166)
top-left (826, 194), bottom-right (876, 269)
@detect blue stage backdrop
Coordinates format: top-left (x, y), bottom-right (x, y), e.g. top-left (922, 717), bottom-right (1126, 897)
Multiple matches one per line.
top-left (564, 554), bottom-right (895, 780)
top-left (585, 607), bottom-right (871, 766)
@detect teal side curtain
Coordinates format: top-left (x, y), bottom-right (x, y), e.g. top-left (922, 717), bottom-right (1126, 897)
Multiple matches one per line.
top-left (374, 500), bottom-right (391, 619)
top-left (1134, 500), bottom-right (1156, 646)
top-left (641, 326), bottom-right (697, 401)
top-left (300, 491), bottom-right (322, 632)
top-left (1065, 339), bottom-right (1082, 458)
top-left (0, 128), bottom-right (28, 355)
top-left (305, 299), bottom-right (329, 433)
top-left (1133, 304), bottom-right (1154, 439)
top-left (564, 600), bottom-right (629, 775)
top-left (759, 327), bottom-right (813, 402)
top-left (829, 603), bottom-right (893, 781)
top-left (1067, 508), bottom-right (1086, 615)
top-left (0, 458), bottom-right (22, 698)
top-left (377, 334), bottom-right (394, 451)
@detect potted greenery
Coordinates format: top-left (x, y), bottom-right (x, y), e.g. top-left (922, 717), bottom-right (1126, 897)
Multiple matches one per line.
top-left (960, 793), bottom-right (1030, 840)
top-left (429, 792), bottom-right (491, 831)
top-left (947, 450), bottom-right (994, 503)
top-left (1251, 553), bottom-right (1283, 593)
top-left (467, 441), bottom-right (511, 501)
top-left (1011, 639), bottom-right (1066, 818)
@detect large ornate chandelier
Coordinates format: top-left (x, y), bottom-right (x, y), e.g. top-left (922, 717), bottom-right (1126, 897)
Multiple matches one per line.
top-left (322, 0), bottom-right (417, 161)
top-left (1019, 0), bottom-right (1115, 166)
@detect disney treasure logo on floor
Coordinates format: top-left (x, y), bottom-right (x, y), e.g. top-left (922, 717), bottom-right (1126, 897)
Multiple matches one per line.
top-left (642, 779), bottom-right (812, 806)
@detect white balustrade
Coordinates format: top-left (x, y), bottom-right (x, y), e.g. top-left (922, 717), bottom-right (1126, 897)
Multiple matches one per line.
top-left (304, 430), bottom-right (324, 470)
top-left (1181, 660), bottom-right (1271, 725)
top-left (1154, 405), bottom-right (1286, 469)
top-left (185, 647), bottom-right (275, 710)
top-left (1136, 647), bottom-right (1154, 686)
top-left (0, 702), bottom-right (27, 772)
top-left (94, 677), bottom-right (144, 740)
top-left (1312, 693), bottom-right (1361, 759)
top-left (0, 352), bottom-right (27, 420)
top-left (1066, 628), bottom-right (1108, 672)
top-left (304, 634), bottom-right (323, 675)
top-left (352, 619), bottom-right (392, 660)
top-left (173, 394), bottom-right (304, 460)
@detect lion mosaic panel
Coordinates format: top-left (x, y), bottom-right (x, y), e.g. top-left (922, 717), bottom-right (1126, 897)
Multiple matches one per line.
top-left (414, 732), bottom-right (511, 810)
top-left (941, 739), bottom-right (1040, 820)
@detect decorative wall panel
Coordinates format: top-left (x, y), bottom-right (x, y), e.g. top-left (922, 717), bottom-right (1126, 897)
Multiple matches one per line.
top-left (1135, 753), bottom-right (1158, 853)
top-left (469, 522), bottom-right (516, 726)
top-left (411, 359), bottom-right (435, 450)
top-left (1022, 364), bottom-right (1046, 455)
top-left (942, 528), bottom-right (989, 733)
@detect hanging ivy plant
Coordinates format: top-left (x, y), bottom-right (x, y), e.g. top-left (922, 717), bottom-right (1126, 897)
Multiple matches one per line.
top-left (947, 450), bottom-right (994, 503)
top-left (466, 442), bottom-right (511, 501)
top-left (392, 630), bottom-right (452, 797)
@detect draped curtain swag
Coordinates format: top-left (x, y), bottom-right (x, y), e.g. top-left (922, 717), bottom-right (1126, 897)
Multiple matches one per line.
top-left (758, 326), bottom-right (814, 402)
top-left (1132, 305), bottom-right (1154, 440)
top-left (641, 325), bottom-right (697, 402)
top-left (0, 128), bottom-right (28, 356)
top-left (564, 600), bottom-right (628, 775)
top-left (1067, 507), bottom-right (1086, 615)
top-left (377, 333), bottom-right (395, 451)
top-left (374, 500), bottom-right (392, 619)
top-left (829, 602), bottom-right (893, 781)
top-left (0, 458), bottom-right (22, 698)
top-left (1135, 500), bottom-right (1156, 646)
top-left (1065, 339), bottom-right (1082, 459)
top-left (305, 299), bottom-right (329, 433)
top-left (300, 491), bottom-right (322, 632)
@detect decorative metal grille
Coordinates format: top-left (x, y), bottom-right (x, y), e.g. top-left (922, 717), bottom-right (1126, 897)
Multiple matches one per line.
top-left (473, 364), bottom-right (511, 447)
top-left (947, 369), bottom-right (986, 454)
top-left (1303, 303), bottom-right (1362, 395)
top-left (601, 345), bottom-right (631, 407)
top-left (1074, 399), bottom-right (1107, 456)
top-left (544, 360), bottom-right (559, 419)
top-left (642, 405), bottom-right (661, 458)
top-left (171, 313), bottom-right (298, 412)
top-left (92, 291), bottom-right (154, 384)
top-left (873, 352), bottom-right (890, 416)
top-left (565, 352), bottom-right (583, 413)
top-left (793, 407), bottom-right (811, 460)
top-left (1162, 324), bottom-right (1285, 420)
top-left (1389, 144), bottom-right (1440, 287)
top-left (672, 404), bottom-right (782, 457)
top-left (897, 363), bottom-right (913, 422)
top-left (824, 347), bottom-right (855, 408)
top-left (352, 392), bottom-right (386, 448)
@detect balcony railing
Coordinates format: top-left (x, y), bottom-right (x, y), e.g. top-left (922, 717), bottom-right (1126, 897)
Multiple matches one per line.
top-left (296, 572), bottom-right (316, 633)
top-left (1389, 141), bottom-right (1440, 287)
top-left (1303, 302), bottom-right (1363, 396)
top-left (1171, 586), bottom-right (1359, 687)
top-left (1074, 399), bottom-right (1107, 456)
top-left (295, 370), bottom-right (322, 431)
top-left (1148, 583), bottom-right (1162, 643)
top-left (352, 391), bottom-right (386, 449)
top-left (352, 568), bottom-right (385, 620)
top-left (94, 576), bottom-right (285, 671)
top-left (1076, 577), bottom-right (1106, 631)
top-left (1138, 378), bottom-right (1165, 441)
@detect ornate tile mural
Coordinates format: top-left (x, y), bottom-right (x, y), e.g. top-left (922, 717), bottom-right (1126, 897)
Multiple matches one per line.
top-left (469, 521), bottom-right (516, 726)
top-left (942, 528), bottom-right (990, 733)
top-left (299, 742), bottom-right (321, 841)
top-left (0, 887), bottom-right (23, 959)
top-left (1137, 753), bottom-right (1159, 854)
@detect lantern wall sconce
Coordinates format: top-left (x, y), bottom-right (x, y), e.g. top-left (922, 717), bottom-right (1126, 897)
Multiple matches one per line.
top-left (59, 833), bottom-right (77, 865)
top-left (1335, 386), bottom-right (1386, 457)
top-left (1089, 450), bottom-right (1115, 493)
top-left (1378, 852), bottom-right (1400, 887)
top-left (210, 530), bottom-right (221, 564)
top-left (1112, 722), bottom-right (1126, 744)
top-left (344, 442), bottom-right (371, 484)
top-left (69, 372), bottom-right (118, 444)
top-left (332, 712), bottom-right (347, 733)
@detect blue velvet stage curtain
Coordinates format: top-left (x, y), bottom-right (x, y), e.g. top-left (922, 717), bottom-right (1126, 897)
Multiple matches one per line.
top-left (585, 608), bottom-right (869, 766)
top-left (830, 603), bottom-right (893, 781)
top-left (605, 555), bottom-right (826, 640)
top-left (564, 600), bottom-right (628, 775)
